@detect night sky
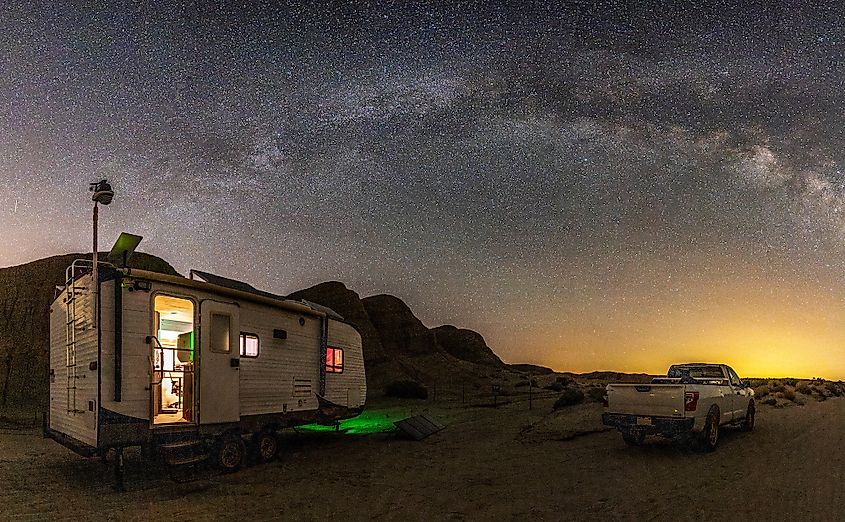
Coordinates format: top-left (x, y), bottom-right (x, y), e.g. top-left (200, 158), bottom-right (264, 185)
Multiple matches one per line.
top-left (3, 2), bottom-right (845, 378)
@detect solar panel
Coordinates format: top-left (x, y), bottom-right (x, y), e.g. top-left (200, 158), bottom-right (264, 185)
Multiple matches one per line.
top-left (393, 414), bottom-right (445, 440)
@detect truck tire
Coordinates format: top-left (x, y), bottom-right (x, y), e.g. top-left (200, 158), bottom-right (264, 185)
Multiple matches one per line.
top-left (253, 429), bottom-right (279, 463)
top-left (696, 407), bottom-right (720, 452)
top-left (742, 402), bottom-right (755, 432)
top-left (216, 432), bottom-right (246, 473)
top-left (622, 429), bottom-right (645, 446)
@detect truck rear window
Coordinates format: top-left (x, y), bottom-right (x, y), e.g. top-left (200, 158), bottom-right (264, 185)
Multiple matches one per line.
top-left (668, 366), bottom-right (724, 379)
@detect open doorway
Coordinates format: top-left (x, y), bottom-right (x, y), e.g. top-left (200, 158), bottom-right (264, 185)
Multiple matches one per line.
top-left (152, 295), bottom-right (195, 425)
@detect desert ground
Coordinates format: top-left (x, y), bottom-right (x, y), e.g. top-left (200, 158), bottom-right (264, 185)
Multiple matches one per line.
top-left (2, 388), bottom-right (845, 522)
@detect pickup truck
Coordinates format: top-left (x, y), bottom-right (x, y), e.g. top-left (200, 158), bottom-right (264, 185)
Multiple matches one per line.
top-left (601, 363), bottom-right (755, 451)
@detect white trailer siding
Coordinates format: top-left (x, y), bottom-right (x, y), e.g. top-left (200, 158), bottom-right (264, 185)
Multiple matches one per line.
top-left (100, 281), bottom-right (153, 421)
top-left (325, 320), bottom-right (366, 408)
top-left (49, 274), bottom-right (98, 447)
top-left (238, 302), bottom-right (321, 416)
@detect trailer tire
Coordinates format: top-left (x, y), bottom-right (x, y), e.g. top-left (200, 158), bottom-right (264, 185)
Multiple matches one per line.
top-left (622, 429), bottom-right (645, 446)
top-left (742, 402), bottom-right (755, 432)
top-left (696, 407), bottom-right (720, 452)
top-left (253, 429), bottom-right (279, 463)
top-left (216, 433), bottom-right (246, 473)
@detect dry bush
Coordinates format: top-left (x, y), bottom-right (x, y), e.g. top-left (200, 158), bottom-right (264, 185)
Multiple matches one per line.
top-left (384, 380), bottom-right (428, 399)
top-left (783, 389), bottom-right (796, 402)
top-left (796, 383), bottom-right (813, 395)
top-left (762, 396), bottom-right (778, 406)
top-left (783, 378), bottom-right (798, 387)
top-left (826, 382), bottom-right (844, 397)
top-left (585, 386), bottom-right (606, 403)
top-left (770, 382), bottom-right (785, 393)
top-left (553, 388), bottom-right (585, 410)
top-left (754, 385), bottom-right (769, 397)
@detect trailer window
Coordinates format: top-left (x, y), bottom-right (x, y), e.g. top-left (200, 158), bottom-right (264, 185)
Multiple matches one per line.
top-left (240, 333), bottom-right (259, 358)
top-left (326, 347), bottom-right (343, 373)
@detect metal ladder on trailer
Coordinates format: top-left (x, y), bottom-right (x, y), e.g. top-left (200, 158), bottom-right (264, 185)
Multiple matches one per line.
top-left (64, 261), bottom-right (92, 414)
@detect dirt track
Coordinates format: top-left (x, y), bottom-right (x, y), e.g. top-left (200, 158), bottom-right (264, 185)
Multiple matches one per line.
top-left (1, 397), bottom-right (844, 521)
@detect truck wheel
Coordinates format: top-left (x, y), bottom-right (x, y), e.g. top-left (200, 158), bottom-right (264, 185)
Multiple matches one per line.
top-left (622, 429), bottom-right (645, 446)
top-left (253, 429), bottom-right (279, 463)
top-left (742, 402), bottom-right (755, 432)
top-left (697, 407), bottom-right (720, 452)
top-left (216, 433), bottom-right (246, 473)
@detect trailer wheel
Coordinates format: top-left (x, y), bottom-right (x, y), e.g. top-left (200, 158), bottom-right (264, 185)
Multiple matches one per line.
top-left (622, 429), bottom-right (645, 446)
top-left (253, 430), bottom-right (279, 463)
top-left (216, 433), bottom-right (246, 472)
top-left (696, 407), bottom-right (720, 452)
top-left (742, 402), bottom-right (755, 432)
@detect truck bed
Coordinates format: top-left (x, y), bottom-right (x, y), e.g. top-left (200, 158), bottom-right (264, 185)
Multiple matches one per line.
top-left (606, 383), bottom-right (686, 418)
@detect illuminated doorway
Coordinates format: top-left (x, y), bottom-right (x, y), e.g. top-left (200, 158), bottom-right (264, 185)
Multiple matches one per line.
top-left (152, 295), bottom-right (195, 425)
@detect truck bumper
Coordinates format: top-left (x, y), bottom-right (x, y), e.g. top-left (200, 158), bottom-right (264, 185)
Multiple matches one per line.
top-left (602, 413), bottom-right (695, 437)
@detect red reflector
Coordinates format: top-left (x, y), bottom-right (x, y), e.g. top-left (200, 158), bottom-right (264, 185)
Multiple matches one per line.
top-left (684, 391), bottom-right (700, 412)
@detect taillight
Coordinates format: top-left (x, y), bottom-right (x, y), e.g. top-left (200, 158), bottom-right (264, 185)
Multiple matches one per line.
top-left (684, 391), bottom-right (700, 412)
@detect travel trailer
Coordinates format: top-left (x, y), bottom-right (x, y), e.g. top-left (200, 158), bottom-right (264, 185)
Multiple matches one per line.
top-left (45, 241), bottom-right (366, 478)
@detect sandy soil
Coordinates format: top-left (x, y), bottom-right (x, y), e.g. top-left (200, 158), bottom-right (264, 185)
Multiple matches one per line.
top-left (2, 397), bottom-right (844, 521)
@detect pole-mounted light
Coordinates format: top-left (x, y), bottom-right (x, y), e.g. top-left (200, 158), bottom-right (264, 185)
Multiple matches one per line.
top-left (90, 179), bottom-right (114, 205)
top-left (89, 179), bottom-right (115, 329)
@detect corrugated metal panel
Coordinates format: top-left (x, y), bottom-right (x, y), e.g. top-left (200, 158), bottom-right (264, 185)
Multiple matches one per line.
top-left (101, 283), bottom-right (152, 420)
top-left (238, 303), bottom-right (322, 415)
top-left (49, 274), bottom-right (98, 447)
top-left (324, 320), bottom-right (367, 408)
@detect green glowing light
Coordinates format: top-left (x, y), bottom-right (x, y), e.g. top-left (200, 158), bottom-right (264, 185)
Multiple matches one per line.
top-left (297, 409), bottom-right (406, 435)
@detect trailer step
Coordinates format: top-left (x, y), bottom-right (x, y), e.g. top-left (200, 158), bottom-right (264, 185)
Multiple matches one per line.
top-left (166, 453), bottom-right (209, 467)
top-left (160, 439), bottom-right (203, 451)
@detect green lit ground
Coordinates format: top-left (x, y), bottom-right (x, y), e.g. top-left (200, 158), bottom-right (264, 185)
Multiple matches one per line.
top-left (296, 409), bottom-right (409, 435)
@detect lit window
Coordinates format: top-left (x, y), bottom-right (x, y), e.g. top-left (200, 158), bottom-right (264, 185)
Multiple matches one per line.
top-left (240, 333), bottom-right (259, 358)
top-left (326, 347), bottom-right (343, 373)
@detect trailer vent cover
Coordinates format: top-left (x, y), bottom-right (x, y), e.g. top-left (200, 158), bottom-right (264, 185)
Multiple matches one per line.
top-left (393, 414), bottom-right (445, 441)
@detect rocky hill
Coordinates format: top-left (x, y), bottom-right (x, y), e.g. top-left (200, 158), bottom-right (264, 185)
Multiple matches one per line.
top-left (290, 283), bottom-right (511, 391)
top-left (0, 253), bottom-right (178, 410)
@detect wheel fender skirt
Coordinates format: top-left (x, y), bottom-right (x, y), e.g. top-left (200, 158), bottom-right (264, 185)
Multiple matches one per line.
top-left (315, 394), bottom-right (363, 423)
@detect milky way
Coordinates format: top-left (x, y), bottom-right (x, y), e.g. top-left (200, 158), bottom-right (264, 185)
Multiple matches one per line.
top-left (3, 2), bottom-right (845, 377)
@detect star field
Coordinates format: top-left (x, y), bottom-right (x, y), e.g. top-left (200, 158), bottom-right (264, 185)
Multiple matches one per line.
top-left (3, 1), bottom-right (845, 377)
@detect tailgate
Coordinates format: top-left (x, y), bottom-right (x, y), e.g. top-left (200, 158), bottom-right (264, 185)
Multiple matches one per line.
top-left (607, 384), bottom-right (686, 417)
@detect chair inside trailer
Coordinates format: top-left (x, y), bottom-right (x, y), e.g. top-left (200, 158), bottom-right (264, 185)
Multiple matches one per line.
top-left (152, 295), bottom-right (195, 425)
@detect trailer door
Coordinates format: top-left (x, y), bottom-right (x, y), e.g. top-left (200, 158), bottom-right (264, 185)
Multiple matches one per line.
top-left (199, 301), bottom-right (240, 424)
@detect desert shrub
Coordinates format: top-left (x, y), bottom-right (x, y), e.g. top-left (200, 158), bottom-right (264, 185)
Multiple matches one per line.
top-left (783, 389), bottom-right (796, 402)
top-left (762, 396), bottom-right (778, 406)
top-left (818, 394), bottom-right (828, 401)
top-left (796, 383), bottom-right (812, 395)
top-left (544, 382), bottom-right (565, 392)
top-left (826, 383), bottom-right (844, 397)
top-left (783, 378), bottom-right (798, 387)
top-left (553, 388), bottom-right (585, 410)
top-left (585, 386), bottom-right (606, 403)
top-left (556, 376), bottom-right (576, 387)
top-left (384, 380), bottom-right (429, 399)
top-left (770, 383), bottom-right (785, 393)
top-left (754, 385), bottom-right (769, 398)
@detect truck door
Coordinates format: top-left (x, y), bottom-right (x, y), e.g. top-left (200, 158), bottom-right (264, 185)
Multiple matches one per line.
top-left (199, 300), bottom-right (240, 424)
top-left (727, 366), bottom-right (748, 419)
